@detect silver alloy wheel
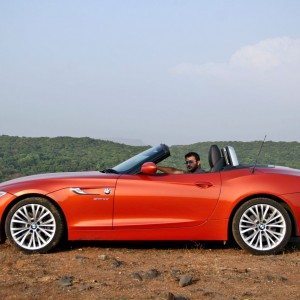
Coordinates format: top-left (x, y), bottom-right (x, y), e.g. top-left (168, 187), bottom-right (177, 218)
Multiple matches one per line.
top-left (239, 204), bottom-right (286, 251)
top-left (10, 204), bottom-right (56, 250)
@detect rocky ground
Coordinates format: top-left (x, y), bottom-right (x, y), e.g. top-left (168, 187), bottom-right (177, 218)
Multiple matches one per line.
top-left (0, 241), bottom-right (299, 300)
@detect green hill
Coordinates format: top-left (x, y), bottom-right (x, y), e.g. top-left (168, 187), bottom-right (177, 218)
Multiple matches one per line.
top-left (0, 135), bottom-right (146, 182)
top-left (0, 135), bottom-right (299, 182)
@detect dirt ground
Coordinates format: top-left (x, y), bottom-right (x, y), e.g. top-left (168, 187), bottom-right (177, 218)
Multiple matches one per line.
top-left (0, 240), bottom-right (299, 300)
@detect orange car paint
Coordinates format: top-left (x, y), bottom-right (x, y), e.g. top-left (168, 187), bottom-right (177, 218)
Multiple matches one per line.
top-left (0, 167), bottom-right (299, 242)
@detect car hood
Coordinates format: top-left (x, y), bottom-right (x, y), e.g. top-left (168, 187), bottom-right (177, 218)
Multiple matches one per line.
top-left (0, 171), bottom-right (119, 192)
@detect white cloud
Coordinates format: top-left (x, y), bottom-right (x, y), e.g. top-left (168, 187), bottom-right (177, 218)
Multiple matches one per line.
top-left (170, 37), bottom-right (300, 77)
top-left (167, 37), bottom-right (300, 144)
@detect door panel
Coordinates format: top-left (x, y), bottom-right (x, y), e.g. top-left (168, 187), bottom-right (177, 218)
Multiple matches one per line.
top-left (48, 178), bottom-right (117, 230)
top-left (113, 173), bottom-right (221, 229)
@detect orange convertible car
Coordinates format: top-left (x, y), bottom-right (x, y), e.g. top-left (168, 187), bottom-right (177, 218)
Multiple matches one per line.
top-left (0, 144), bottom-right (299, 255)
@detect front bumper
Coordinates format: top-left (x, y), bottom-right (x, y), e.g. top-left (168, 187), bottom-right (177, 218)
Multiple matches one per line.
top-left (0, 191), bottom-right (17, 241)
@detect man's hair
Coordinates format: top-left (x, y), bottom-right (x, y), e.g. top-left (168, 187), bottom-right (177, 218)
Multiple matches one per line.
top-left (185, 152), bottom-right (200, 161)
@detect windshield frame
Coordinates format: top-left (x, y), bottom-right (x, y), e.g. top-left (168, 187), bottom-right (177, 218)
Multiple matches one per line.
top-left (111, 144), bottom-right (170, 174)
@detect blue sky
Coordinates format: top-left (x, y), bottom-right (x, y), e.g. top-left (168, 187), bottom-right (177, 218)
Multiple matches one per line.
top-left (1, 1), bottom-right (300, 145)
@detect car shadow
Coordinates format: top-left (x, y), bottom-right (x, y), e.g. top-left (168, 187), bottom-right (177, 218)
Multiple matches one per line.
top-left (57, 239), bottom-right (300, 254)
top-left (59, 240), bottom-right (227, 252)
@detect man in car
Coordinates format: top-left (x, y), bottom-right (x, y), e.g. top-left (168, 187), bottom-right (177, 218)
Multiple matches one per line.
top-left (157, 152), bottom-right (205, 174)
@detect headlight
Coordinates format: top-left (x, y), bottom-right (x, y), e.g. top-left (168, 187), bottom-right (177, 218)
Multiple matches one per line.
top-left (0, 191), bottom-right (7, 197)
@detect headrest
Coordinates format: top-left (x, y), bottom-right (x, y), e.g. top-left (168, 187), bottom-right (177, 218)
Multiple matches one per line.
top-left (208, 145), bottom-right (222, 168)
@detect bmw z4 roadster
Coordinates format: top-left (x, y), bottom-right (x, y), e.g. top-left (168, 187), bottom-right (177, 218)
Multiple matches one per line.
top-left (0, 144), bottom-right (299, 255)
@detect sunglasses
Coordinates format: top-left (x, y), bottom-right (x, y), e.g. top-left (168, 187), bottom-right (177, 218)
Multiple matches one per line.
top-left (185, 160), bottom-right (196, 165)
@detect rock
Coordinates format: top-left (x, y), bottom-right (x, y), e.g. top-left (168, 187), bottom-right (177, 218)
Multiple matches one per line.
top-left (167, 292), bottom-right (189, 300)
top-left (280, 276), bottom-right (288, 281)
top-left (59, 276), bottom-right (73, 287)
top-left (98, 254), bottom-right (108, 261)
top-left (78, 283), bottom-right (93, 291)
top-left (203, 291), bottom-right (215, 297)
top-left (75, 255), bottom-right (88, 261)
top-left (242, 291), bottom-right (253, 297)
top-left (171, 269), bottom-right (182, 280)
top-left (234, 268), bottom-right (250, 274)
top-left (179, 275), bottom-right (193, 287)
top-left (266, 275), bottom-right (275, 281)
top-left (131, 269), bottom-right (160, 281)
top-left (145, 269), bottom-right (160, 279)
top-left (167, 294), bottom-right (175, 300)
top-left (111, 258), bottom-right (122, 268)
top-left (176, 296), bottom-right (189, 300)
top-left (132, 272), bottom-right (143, 281)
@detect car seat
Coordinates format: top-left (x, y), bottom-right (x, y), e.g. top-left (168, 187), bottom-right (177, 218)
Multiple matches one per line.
top-left (208, 145), bottom-right (225, 172)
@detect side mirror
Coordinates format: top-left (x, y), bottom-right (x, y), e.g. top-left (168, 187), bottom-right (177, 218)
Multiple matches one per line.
top-left (141, 162), bottom-right (157, 175)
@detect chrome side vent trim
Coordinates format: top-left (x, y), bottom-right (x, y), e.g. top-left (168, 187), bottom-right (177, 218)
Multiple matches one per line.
top-left (70, 188), bottom-right (88, 195)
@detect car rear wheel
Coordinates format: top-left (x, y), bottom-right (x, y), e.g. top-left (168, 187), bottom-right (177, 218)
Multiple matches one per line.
top-left (232, 198), bottom-right (292, 255)
top-left (5, 197), bottom-right (64, 253)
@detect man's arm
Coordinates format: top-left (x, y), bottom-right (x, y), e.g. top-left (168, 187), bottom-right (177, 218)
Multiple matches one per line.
top-left (157, 166), bottom-right (184, 174)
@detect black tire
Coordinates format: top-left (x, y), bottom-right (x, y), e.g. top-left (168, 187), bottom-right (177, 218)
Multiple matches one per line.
top-left (232, 198), bottom-right (291, 255)
top-left (5, 197), bottom-right (64, 254)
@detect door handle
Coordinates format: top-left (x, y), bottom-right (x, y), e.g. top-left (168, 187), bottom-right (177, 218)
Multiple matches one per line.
top-left (195, 182), bottom-right (213, 189)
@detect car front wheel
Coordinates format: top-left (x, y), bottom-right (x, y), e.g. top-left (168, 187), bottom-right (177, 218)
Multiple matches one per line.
top-left (232, 198), bottom-right (292, 255)
top-left (5, 197), bottom-right (64, 253)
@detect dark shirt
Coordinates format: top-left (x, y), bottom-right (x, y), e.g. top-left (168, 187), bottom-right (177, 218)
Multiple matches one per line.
top-left (189, 167), bottom-right (206, 174)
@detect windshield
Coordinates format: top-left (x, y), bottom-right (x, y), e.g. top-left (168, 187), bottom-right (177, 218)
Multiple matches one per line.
top-left (111, 144), bottom-right (169, 174)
